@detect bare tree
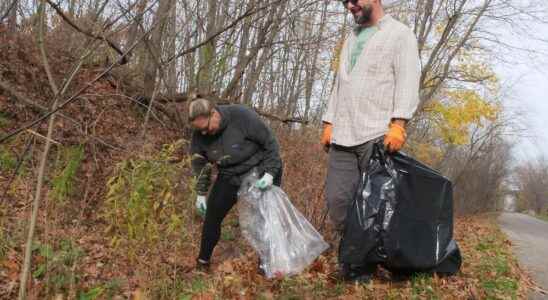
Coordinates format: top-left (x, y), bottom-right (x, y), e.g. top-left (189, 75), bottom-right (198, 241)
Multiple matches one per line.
top-left (515, 157), bottom-right (548, 214)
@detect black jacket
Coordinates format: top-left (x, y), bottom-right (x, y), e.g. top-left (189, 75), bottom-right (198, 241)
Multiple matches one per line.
top-left (190, 104), bottom-right (282, 195)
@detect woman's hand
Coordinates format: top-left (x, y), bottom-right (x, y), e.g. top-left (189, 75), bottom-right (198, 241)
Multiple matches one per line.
top-left (196, 195), bottom-right (207, 216)
top-left (255, 173), bottom-right (274, 190)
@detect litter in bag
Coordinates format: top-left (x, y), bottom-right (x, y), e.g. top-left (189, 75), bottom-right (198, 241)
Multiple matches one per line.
top-left (339, 143), bottom-right (462, 275)
top-left (237, 169), bottom-right (329, 278)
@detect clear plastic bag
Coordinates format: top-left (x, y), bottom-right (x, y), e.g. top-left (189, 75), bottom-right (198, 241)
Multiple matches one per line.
top-left (237, 169), bottom-right (329, 278)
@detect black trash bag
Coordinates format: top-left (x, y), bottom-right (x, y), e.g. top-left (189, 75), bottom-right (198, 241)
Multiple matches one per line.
top-left (339, 143), bottom-right (462, 276)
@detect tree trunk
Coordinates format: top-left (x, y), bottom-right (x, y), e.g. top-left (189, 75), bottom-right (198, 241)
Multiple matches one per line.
top-left (222, 0), bottom-right (255, 100)
top-left (243, 0), bottom-right (287, 104)
top-left (197, 0), bottom-right (218, 92)
top-left (126, 0), bottom-right (148, 51)
top-left (166, 2), bottom-right (178, 96)
top-left (143, 0), bottom-right (174, 99)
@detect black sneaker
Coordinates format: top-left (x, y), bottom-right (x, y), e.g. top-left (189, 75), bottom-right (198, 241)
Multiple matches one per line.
top-left (338, 263), bottom-right (374, 284)
top-left (349, 272), bottom-right (372, 284)
top-left (257, 258), bottom-right (266, 276)
top-left (329, 263), bottom-right (353, 282)
top-left (195, 259), bottom-right (210, 272)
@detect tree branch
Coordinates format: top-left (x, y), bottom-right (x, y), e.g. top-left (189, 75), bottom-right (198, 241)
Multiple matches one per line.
top-left (255, 108), bottom-right (308, 125)
top-left (44, 0), bottom-right (129, 64)
top-left (162, 0), bottom-right (283, 66)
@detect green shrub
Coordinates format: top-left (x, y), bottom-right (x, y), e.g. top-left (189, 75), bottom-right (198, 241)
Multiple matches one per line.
top-left (103, 141), bottom-right (188, 249)
top-left (32, 239), bottom-right (85, 295)
top-left (77, 279), bottom-right (122, 300)
top-left (51, 145), bottom-right (85, 203)
top-left (0, 146), bottom-right (17, 171)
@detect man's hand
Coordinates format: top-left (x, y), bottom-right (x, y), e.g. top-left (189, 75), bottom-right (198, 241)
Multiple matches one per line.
top-left (196, 195), bottom-right (207, 216)
top-left (384, 121), bottom-right (407, 153)
top-left (320, 123), bottom-right (333, 152)
top-left (255, 173), bottom-right (274, 190)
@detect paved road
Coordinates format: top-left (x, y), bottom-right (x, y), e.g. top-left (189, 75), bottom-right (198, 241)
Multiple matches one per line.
top-left (498, 213), bottom-right (548, 300)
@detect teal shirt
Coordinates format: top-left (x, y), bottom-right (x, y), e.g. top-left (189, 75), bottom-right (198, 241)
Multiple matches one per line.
top-left (349, 26), bottom-right (378, 72)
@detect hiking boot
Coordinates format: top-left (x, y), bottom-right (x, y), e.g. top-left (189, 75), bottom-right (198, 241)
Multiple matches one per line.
top-left (329, 263), bottom-right (352, 282)
top-left (257, 258), bottom-right (266, 276)
top-left (195, 259), bottom-right (210, 272)
top-left (349, 272), bottom-right (372, 284)
top-left (331, 263), bottom-right (374, 284)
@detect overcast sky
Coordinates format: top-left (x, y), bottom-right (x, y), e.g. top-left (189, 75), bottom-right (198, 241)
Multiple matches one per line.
top-left (494, 19), bottom-right (548, 163)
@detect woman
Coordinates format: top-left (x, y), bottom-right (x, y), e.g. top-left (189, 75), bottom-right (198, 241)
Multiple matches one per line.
top-left (188, 97), bottom-right (283, 272)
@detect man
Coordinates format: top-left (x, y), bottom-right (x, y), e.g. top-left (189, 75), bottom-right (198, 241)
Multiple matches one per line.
top-left (321, 0), bottom-right (420, 282)
top-left (189, 98), bottom-right (283, 272)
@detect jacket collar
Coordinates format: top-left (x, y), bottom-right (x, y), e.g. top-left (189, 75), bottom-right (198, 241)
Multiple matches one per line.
top-left (215, 105), bottom-right (230, 132)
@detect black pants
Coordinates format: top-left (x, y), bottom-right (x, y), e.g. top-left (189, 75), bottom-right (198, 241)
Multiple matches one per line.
top-left (326, 138), bottom-right (383, 277)
top-left (326, 140), bottom-right (377, 232)
top-left (198, 171), bottom-right (282, 262)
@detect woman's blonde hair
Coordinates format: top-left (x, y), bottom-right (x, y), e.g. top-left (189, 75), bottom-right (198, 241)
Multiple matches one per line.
top-left (188, 98), bottom-right (213, 122)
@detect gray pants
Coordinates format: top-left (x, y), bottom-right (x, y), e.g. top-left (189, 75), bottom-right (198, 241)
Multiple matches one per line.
top-left (325, 139), bottom-right (379, 232)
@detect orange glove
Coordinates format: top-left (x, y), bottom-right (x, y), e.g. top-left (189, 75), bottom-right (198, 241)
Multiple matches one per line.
top-left (384, 122), bottom-right (407, 153)
top-left (320, 123), bottom-right (332, 147)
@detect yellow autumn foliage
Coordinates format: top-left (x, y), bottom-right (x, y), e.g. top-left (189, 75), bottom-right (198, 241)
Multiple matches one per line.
top-left (428, 90), bottom-right (499, 145)
top-left (405, 141), bottom-right (444, 167)
top-left (456, 53), bottom-right (499, 91)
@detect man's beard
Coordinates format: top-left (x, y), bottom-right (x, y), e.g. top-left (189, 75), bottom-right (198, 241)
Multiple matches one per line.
top-left (353, 4), bottom-right (373, 25)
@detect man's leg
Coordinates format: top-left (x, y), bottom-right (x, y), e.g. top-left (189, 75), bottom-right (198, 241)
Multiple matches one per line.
top-left (354, 139), bottom-right (378, 174)
top-left (325, 140), bottom-right (378, 282)
top-left (273, 165), bottom-right (283, 187)
top-left (197, 178), bottom-right (239, 264)
top-left (349, 139), bottom-right (380, 281)
top-left (325, 145), bottom-right (361, 233)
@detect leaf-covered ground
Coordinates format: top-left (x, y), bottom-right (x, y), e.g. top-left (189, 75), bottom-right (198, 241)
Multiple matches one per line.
top-left (137, 215), bottom-right (530, 300)
top-left (1, 190), bottom-right (531, 300)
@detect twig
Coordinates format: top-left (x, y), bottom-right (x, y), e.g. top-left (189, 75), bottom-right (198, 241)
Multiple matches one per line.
top-left (37, 2), bottom-right (59, 95)
top-left (532, 286), bottom-right (548, 295)
top-left (140, 84), bottom-right (160, 139)
top-left (527, 278), bottom-right (548, 295)
top-left (254, 108), bottom-right (309, 125)
top-left (18, 3), bottom-right (60, 297)
top-left (25, 129), bottom-right (61, 145)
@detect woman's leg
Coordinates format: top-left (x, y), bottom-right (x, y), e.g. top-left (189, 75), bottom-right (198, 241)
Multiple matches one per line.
top-left (197, 177), bottom-right (239, 262)
top-left (273, 166), bottom-right (283, 187)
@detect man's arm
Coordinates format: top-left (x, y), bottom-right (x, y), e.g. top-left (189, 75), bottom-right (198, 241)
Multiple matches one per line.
top-left (392, 29), bottom-right (420, 121)
top-left (384, 30), bottom-right (420, 153)
top-left (322, 75), bottom-right (340, 125)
